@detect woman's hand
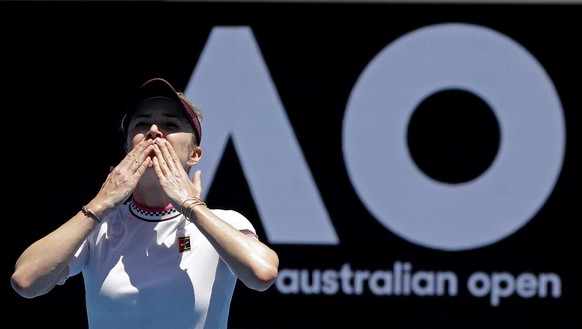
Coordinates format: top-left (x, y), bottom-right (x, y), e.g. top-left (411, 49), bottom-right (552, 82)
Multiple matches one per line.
top-left (151, 138), bottom-right (201, 209)
top-left (95, 138), bottom-right (155, 214)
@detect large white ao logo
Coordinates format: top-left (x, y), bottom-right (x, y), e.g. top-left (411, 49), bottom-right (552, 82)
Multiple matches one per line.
top-left (343, 23), bottom-right (565, 251)
top-left (186, 23), bottom-right (565, 251)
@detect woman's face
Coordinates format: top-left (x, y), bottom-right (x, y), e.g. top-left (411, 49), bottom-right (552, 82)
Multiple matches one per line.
top-left (126, 98), bottom-right (197, 165)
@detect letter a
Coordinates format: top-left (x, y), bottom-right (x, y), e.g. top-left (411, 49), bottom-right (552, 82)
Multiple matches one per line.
top-left (184, 26), bottom-right (338, 244)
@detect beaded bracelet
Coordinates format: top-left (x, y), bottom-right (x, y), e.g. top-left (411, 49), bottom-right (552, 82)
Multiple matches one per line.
top-left (81, 206), bottom-right (102, 223)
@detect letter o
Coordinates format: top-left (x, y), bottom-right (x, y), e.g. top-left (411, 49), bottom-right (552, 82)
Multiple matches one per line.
top-left (342, 23), bottom-right (565, 251)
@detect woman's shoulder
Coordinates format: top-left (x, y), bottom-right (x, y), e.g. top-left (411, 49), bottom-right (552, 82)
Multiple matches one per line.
top-left (210, 209), bottom-right (255, 230)
top-left (104, 202), bottom-right (132, 222)
top-left (210, 208), bottom-right (246, 221)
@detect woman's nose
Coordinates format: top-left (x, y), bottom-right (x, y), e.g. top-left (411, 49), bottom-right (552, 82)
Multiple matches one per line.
top-left (146, 124), bottom-right (164, 139)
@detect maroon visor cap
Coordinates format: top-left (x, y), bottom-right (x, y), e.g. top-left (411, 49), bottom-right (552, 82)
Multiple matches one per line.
top-left (124, 78), bottom-right (202, 144)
